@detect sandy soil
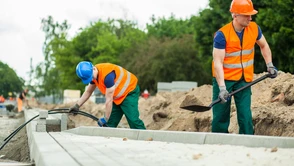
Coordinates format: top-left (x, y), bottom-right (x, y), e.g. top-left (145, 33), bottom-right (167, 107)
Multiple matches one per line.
top-left (1, 71), bottom-right (293, 163)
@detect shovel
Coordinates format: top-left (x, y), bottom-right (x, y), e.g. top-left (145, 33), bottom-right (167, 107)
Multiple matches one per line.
top-left (25, 99), bottom-right (32, 109)
top-left (180, 73), bottom-right (271, 112)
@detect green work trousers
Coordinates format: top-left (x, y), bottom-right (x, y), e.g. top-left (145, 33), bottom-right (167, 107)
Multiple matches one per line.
top-left (107, 85), bottom-right (146, 129)
top-left (212, 78), bottom-right (254, 134)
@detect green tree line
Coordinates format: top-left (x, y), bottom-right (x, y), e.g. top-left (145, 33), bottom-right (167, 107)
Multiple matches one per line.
top-left (26, 0), bottom-right (294, 102)
top-left (0, 61), bottom-right (24, 98)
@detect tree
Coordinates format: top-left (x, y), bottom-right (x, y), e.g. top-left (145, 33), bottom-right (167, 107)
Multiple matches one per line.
top-left (35, 16), bottom-right (71, 102)
top-left (37, 17), bottom-right (148, 96)
top-left (146, 14), bottom-right (195, 38)
top-left (0, 61), bottom-right (24, 98)
top-left (255, 0), bottom-right (294, 73)
top-left (121, 35), bottom-right (210, 93)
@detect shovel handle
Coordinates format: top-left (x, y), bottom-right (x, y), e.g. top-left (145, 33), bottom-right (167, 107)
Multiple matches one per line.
top-left (209, 73), bottom-right (271, 108)
top-left (229, 73), bottom-right (271, 96)
top-left (208, 98), bottom-right (221, 107)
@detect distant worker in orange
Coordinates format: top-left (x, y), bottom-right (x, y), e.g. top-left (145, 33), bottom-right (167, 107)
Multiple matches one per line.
top-left (0, 95), bottom-right (5, 103)
top-left (17, 89), bottom-right (29, 112)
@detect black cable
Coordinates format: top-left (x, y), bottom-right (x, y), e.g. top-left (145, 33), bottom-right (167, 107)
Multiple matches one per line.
top-left (74, 110), bottom-right (99, 121)
top-left (0, 114), bottom-right (39, 151)
top-left (0, 108), bottom-right (100, 151)
top-left (48, 108), bottom-right (99, 121)
top-left (3, 115), bottom-right (39, 142)
top-left (1, 109), bottom-right (69, 150)
top-left (3, 108), bottom-right (70, 142)
top-left (7, 110), bottom-right (99, 142)
top-left (49, 109), bottom-right (99, 121)
top-left (48, 108), bottom-right (69, 112)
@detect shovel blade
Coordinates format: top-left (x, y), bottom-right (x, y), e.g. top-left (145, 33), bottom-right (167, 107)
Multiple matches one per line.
top-left (180, 105), bottom-right (211, 112)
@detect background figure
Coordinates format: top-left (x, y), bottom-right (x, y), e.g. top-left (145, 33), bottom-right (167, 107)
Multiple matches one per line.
top-left (141, 89), bottom-right (150, 99)
top-left (17, 89), bottom-right (29, 112)
top-left (0, 95), bottom-right (5, 103)
top-left (211, 0), bottom-right (277, 134)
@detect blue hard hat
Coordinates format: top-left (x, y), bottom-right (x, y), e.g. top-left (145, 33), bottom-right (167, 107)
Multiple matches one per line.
top-left (76, 61), bottom-right (94, 84)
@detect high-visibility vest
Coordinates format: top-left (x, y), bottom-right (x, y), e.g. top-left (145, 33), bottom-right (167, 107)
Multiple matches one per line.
top-left (212, 21), bottom-right (258, 82)
top-left (92, 63), bottom-right (138, 105)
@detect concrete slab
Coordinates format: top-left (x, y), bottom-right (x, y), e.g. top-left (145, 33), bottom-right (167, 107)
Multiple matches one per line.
top-left (205, 132), bottom-right (294, 148)
top-left (65, 126), bottom-right (294, 148)
top-left (137, 129), bottom-right (206, 144)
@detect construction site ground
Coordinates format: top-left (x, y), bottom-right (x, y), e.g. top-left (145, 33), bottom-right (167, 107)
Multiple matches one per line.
top-left (1, 71), bottom-right (294, 165)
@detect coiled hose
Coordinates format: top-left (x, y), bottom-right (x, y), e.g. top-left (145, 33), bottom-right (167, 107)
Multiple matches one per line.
top-left (0, 108), bottom-right (100, 151)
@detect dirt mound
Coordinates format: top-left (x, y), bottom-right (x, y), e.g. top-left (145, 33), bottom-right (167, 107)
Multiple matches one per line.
top-left (35, 71), bottom-right (294, 137)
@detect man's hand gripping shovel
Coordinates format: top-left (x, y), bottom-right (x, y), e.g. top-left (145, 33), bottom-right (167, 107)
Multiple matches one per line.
top-left (180, 73), bottom-right (272, 112)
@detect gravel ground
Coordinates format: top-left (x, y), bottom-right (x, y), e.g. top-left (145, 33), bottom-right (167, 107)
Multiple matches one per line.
top-left (0, 113), bottom-right (31, 163)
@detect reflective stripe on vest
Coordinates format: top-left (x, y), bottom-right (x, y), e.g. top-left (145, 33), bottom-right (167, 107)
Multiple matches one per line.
top-left (225, 48), bottom-right (253, 57)
top-left (114, 66), bottom-right (131, 99)
top-left (224, 59), bottom-right (254, 68)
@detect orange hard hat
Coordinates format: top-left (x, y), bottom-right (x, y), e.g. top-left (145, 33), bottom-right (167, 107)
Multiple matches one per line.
top-left (230, 0), bottom-right (258, 15)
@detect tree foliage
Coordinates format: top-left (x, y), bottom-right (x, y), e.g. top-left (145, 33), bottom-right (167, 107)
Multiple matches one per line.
top-left (146, 14), bottom-right (195, 38)
top-left (255, 0), bottom-right (294, 72)
top-left (0, 61), bottom-right (24, 98)
top-left (120, 35), bottom-right (210, 93)
top-left (34, 16), bottom-right (71, 101)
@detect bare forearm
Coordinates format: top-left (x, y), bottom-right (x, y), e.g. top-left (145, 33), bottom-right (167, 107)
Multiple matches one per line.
top-left (77, 84), bottom-right (96, 106)
top-left (257, 35), bottom-right (272, 64)
top-left (104, 97), bottom-right (113, 120)
top-left (260, 43), bottom-right (272, 64)
top-left (104, 86), bottom-right (115, 120)
top-left (213, 48), bottom-right (226, 87)
top-left (77, 92), bottom-right (92, 106)
top-left (214, 63), bottom-right (225, 87)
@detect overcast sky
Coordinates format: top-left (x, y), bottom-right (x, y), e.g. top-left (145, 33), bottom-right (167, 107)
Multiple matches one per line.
top-left (0, 0), bottom-right (208, 81)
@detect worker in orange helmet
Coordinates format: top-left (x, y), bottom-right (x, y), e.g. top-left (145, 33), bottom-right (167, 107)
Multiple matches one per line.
top-left (211, 0), bottom-right (277, 134)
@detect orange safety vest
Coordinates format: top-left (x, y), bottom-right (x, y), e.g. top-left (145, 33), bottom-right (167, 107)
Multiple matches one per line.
top-left (212, 21), bottom-right (258, 82)
top-left (92, 63), bottom-right (138, 105)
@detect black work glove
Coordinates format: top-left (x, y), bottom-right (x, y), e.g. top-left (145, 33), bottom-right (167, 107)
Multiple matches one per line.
top-left (219, 86), bottom-right (229, 103)
top-left (69, 103), bottom-right (80, 116)
top-left (266, 62), bottom-right (278, 78)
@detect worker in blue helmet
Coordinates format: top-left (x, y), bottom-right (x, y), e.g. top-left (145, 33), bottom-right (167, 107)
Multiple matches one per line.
top-left (69, 61), bottom-right (146, 129)
top-left (76, 61), bottom-right (94, 84)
